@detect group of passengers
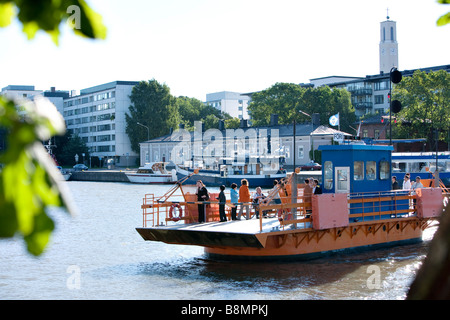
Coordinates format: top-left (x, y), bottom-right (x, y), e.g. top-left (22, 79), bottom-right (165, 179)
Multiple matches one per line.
top-left (392, 174), bottom-right (424, 194)
top-left (195, 178), bottom-right (322, 223)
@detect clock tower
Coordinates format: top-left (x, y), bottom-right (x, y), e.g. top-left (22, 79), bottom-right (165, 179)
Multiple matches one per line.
top-left (379, 13), bottom-right (399, 73)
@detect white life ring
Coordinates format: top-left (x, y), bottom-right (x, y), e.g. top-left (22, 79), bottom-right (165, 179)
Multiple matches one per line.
top-left (169, 204), bottom-right (183, 222)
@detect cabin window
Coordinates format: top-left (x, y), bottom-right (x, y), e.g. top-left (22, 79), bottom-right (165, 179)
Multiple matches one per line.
top-left (380, 161), bottom-right (390, 180)
top-left (354, 161), bottom-right (364, 180)
top-left (366, 161), bottom-right (376, 180)
top-left (324, 161), bottom-right (333, 190)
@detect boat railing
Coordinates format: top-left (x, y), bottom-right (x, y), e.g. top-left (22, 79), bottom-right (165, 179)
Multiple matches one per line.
top-left (141, 188), bottom-right (440, 231)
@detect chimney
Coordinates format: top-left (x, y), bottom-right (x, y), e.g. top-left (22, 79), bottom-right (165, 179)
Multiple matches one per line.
top-left (270, 114), bottom-right (279, 126)
top-left (179, 123), bottom-right (185, 129)
top-left (240, 119), bottom-right (248, 128)
top-left (218, 119), bottom-right (225, 131)
top-left (51, 87), bottom-right (56, 92)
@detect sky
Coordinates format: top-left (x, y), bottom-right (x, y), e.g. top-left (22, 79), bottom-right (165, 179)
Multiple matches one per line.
top-left (0, 0), bottom-right (448, 101)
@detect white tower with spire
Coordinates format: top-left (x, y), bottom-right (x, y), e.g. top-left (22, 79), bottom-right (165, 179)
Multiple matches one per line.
top-left (379, 10), bottom-right (399, 73)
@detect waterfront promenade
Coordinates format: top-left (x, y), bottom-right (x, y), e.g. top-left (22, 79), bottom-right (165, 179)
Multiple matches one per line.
top-left (69, 168), bottom-right (132, 182)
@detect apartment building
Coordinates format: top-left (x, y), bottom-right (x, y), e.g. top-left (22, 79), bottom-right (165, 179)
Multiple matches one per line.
top-left (206, 91), bottom-right (251, 120)
top-left (63, 81), bottom-right (139, 167)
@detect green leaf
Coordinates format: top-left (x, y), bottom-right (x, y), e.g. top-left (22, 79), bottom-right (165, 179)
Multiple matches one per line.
top-left (24, 209), bottom-right (55, 256)
top-left (0, 2), bottom-right (15, 27)
top-left (437, 12), bottom-right (450, 26)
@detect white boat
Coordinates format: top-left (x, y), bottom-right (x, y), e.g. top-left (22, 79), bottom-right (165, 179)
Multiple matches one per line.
top-left (126, 162), bottom-right (176, 184)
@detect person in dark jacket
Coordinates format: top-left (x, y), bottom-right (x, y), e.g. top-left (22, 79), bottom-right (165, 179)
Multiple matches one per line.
top-left (313, 179), bottom-right (322, 194)
top-left (196, 180), bottom-right (209, 223)
top-left (216, 185), bottom-right (227, 222)
top-left (392, 176), bottom-right (401, 190)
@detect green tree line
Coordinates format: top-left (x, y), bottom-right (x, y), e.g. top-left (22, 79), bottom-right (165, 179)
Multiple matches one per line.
top-left (392, 69), bottom-right (450, 150)
top-left (125, 79), bottom-right (240, 153)
top-left (248, 82), bottom-right (356, 134)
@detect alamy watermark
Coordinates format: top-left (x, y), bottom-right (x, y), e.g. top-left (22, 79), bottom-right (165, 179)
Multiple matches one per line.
top-left (169, 121), bottom-right (283, 167)
top-left (366, 265), bottom-right (381, 289)
top-left (66, 265), bottom-right (81, 290)
top-left (67, 5), bottom-right (81, 30)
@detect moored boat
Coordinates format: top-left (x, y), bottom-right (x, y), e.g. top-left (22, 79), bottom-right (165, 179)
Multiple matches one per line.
top-left (136, 144), bottom-right (448, 260)
top-left (175, 162), bottom-right (286, 188)
top-left (126, 162), bottom-right (176, 184)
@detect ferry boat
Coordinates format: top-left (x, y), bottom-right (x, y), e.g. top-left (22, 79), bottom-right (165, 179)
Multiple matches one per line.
top-left (392, 151), bottom-right (450, 187)
top-left (125, 162), bottom-right (176, 184)
top-left (136, 144), bottom-right (447, 260)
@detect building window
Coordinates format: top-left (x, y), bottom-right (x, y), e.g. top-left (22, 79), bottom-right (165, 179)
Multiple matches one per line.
top-left (390, 27), bottom-right (394, 41)
top-left (375, 95), bottom-right (384, 104)
top-left (362, 129), bottom-right (368, 138)
top-left (374, 130), bottom-right (380, 139)
top-left (298, 146), bottom-right (304, 159)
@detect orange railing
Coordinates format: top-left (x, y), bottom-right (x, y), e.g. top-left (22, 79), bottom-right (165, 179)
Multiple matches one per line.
top-left (141, 187), bottom-right (443, 231)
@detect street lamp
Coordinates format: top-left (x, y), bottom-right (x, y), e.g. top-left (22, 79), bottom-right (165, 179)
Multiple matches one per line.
top-left (297, 109), bottom-right (314, 168)
top-left (137, 122), bottom-right (150, 164)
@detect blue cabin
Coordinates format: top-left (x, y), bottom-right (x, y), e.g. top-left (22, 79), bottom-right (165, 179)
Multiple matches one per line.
top-left (318, 144), bottom-right (393, 194)
top-left (318, 144), bottom-right (409, 222)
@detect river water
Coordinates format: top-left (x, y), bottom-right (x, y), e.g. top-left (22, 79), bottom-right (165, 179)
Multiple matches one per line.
top-left (0, 181), bottom-right (438, 300)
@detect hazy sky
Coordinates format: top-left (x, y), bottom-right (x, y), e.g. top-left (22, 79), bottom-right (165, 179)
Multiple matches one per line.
top-left (1, 0), bottom-right (448, 100)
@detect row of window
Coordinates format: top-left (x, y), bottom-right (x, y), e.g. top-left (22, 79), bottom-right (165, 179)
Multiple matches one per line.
top-left (323, 160), bottom-right (390, 190)
top-left (67, 124), bottom-right (115, 135)
top-left (79, 135), bottom-right (115, 143)
top-left (64, 91), bottom-right (115, 107)
top-left (66, 113), bottom-right (115, 125)
top-left (64, 102), bottom-right (115, 116)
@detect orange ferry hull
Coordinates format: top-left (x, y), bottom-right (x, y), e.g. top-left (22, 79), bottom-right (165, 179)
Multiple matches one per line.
top-left (203, 220), bottom-right (426, 260)
top-left (136, 217), bottom-right (431, 261)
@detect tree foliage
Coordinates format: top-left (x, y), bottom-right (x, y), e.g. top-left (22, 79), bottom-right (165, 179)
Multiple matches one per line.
top-left (125, 80), bottom-right (179, 153)
top-left (0, 96), bottom-right (75, 255)
top-left (248, 83), bottom-right (355, 133)
top-left (0, 0), bottom-right (104, 255)
top-left (0, 0), bottom-right (107, 44)
top-left (126, 83), bottom-right (238, 153)
top-left (393, 70), bottom-right (450, 149)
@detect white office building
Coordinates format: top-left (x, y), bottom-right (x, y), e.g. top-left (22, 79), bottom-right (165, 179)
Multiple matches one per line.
top-left (206, 91), bottom-right (251, 119)
top-left (63, 81), bottom-right (139, 167)
top-left (1, 85), bottom-right (43, 102)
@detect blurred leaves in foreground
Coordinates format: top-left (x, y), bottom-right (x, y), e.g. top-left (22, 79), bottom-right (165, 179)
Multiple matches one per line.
top-left (0, 96), bottom-right (75, 256)
top-left (0, 0), bottom-right (107, 44)
top-left (0, 0), bottom-right (105, 255)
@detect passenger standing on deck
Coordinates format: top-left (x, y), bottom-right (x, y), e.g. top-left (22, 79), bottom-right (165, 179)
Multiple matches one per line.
top-left (252, 187), bottom-right (265, 219)
top-left (196, 180), bottom-right (209, 223)
top-left (313, 179), bottom-right (322, 194)
top-left (216, 185), bottom-right (227, 222)
top-left (402, 174), bottom-right (412, 191)
top-left (238, 179), bottom-right (251, 220)
top-left (304, 179), bottom-right (313, 216)
top-left (411, 176), bottom-right (424, 211)
top-left (230, 183), bottom-right (238, 220)
top-left (392, 176), bottom-right (401, 190)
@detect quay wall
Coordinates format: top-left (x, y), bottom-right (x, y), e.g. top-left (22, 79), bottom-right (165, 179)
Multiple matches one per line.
top-left (70, 170), bottom-right (130, 183)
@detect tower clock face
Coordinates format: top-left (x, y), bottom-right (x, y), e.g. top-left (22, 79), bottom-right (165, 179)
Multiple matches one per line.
top-left (381, 48), bottom-right (385, 56)
top-left (390, 48), bottom-right (396, 55)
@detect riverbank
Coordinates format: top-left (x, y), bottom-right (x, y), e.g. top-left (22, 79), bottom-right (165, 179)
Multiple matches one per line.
top-left (69, 169), bottom-right (132, 182)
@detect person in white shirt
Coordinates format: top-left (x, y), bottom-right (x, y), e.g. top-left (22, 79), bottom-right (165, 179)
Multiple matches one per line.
top-left (411, 176), bottom-right (424, 195)
top-left (402, 174), bottom-right (411, 191)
